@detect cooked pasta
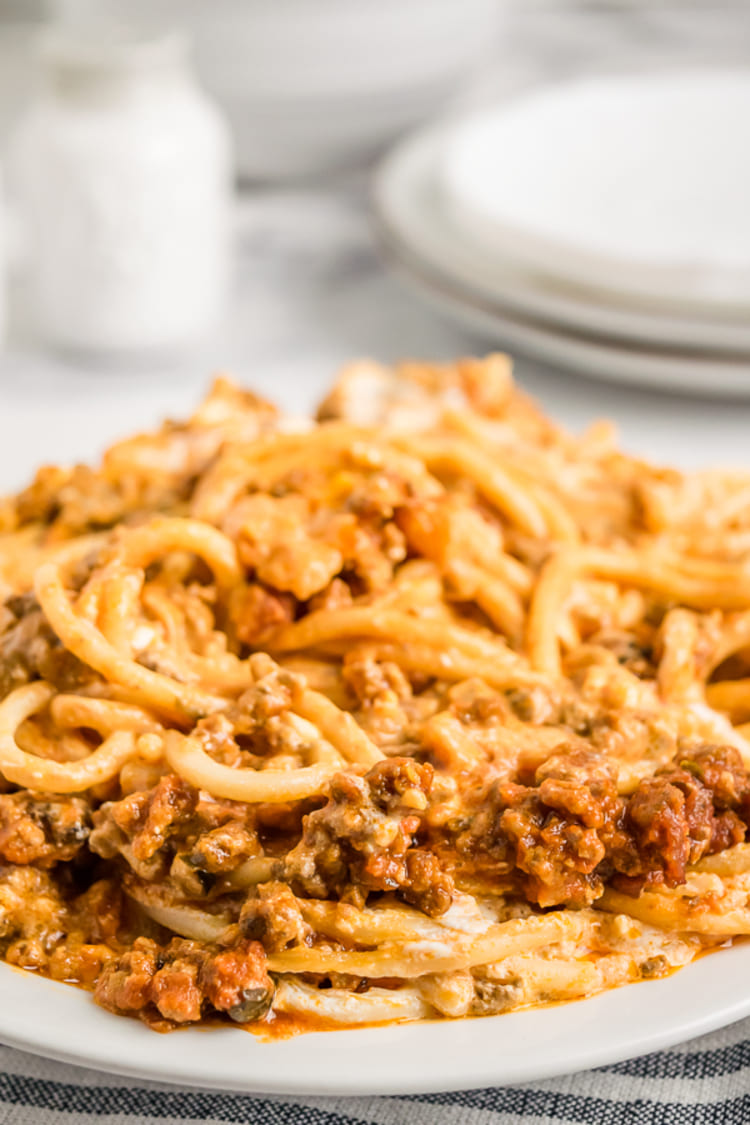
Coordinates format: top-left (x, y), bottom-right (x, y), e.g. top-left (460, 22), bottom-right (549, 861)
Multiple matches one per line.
top-left (1, 358), bottom-right (750, 1035)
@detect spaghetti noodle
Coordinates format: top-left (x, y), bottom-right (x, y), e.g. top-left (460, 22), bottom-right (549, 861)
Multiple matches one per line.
top-left (0, 358), bottom-right (750, 1033)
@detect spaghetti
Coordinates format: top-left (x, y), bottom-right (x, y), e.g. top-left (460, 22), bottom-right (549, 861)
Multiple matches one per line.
top-left (0, 358), bottom-right (750, 1033)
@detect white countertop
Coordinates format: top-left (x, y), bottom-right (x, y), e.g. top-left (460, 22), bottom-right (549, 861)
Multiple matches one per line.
top-left (1, 183), bottom-right (749, 494)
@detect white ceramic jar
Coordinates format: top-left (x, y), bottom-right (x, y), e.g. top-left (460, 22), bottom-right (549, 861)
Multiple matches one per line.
top-left (10, 27), bottom-right (232, 357)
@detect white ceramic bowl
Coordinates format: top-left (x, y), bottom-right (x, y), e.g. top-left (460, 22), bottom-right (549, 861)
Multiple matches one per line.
top-left (179, 0), bottom-right (504, 179)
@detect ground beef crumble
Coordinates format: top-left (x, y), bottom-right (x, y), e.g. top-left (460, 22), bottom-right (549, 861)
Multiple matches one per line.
top-left (89, 775), bottom-right (260, 892)
top-left (460, 744), bottom-right (750, 907)
top-left (94, 935), bottom-right (273, 1027)
top-left (0, 791), bottom-right (91, 865)
top-left (0, 867), bottom-right (122, 982)
top-left (283, 757), bottom-right (454, 916)
top-left (0, 594), bottom-right (94, 700)
top-left (239, 881), bottom-right (312, 952)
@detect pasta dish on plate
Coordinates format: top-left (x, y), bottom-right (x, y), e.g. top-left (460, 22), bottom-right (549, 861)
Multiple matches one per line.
top-left (1, 354), bottom-right (750, 1034)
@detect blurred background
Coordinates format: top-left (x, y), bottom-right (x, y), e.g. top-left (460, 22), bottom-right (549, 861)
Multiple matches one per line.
top-left (0, 0), bottom-right (749, 487)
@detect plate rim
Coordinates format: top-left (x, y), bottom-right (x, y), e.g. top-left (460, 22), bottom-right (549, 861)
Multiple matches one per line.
top-left (375, 225), bottom-right (750, 397)
top-left (1, 941), bottom-right (749, 1096)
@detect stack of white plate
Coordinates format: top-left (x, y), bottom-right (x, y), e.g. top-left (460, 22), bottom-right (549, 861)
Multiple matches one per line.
top-left (374, 70), bottom-right (750, 395)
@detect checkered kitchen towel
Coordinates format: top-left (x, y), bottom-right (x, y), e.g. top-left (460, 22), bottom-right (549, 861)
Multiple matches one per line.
top-left (0, 1017), bottom-right (748, 1125)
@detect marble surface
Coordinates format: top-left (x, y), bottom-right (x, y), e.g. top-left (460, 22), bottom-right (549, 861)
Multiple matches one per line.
top-left (1, 3), bottom-right (750, 490)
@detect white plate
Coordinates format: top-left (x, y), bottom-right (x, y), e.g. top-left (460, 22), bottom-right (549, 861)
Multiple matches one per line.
top-left (439, 71), bottom-right (750, 314)
top-left (373, 123), bottom-right (750, 355)
top-left (1, 392), bottom-right (750, 1096)
top-left (2, 941), bottom-right (750, 1095)
top-left (376, 223), bottom-right (750, 396)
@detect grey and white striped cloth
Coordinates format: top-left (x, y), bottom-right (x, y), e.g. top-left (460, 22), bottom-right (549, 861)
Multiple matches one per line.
top-left (0, 1017), bottom-right (748, 1125)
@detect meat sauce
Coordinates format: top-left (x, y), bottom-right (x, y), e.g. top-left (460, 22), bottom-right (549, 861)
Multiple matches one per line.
top-left (0, 744), bottom-right (748, 1032)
